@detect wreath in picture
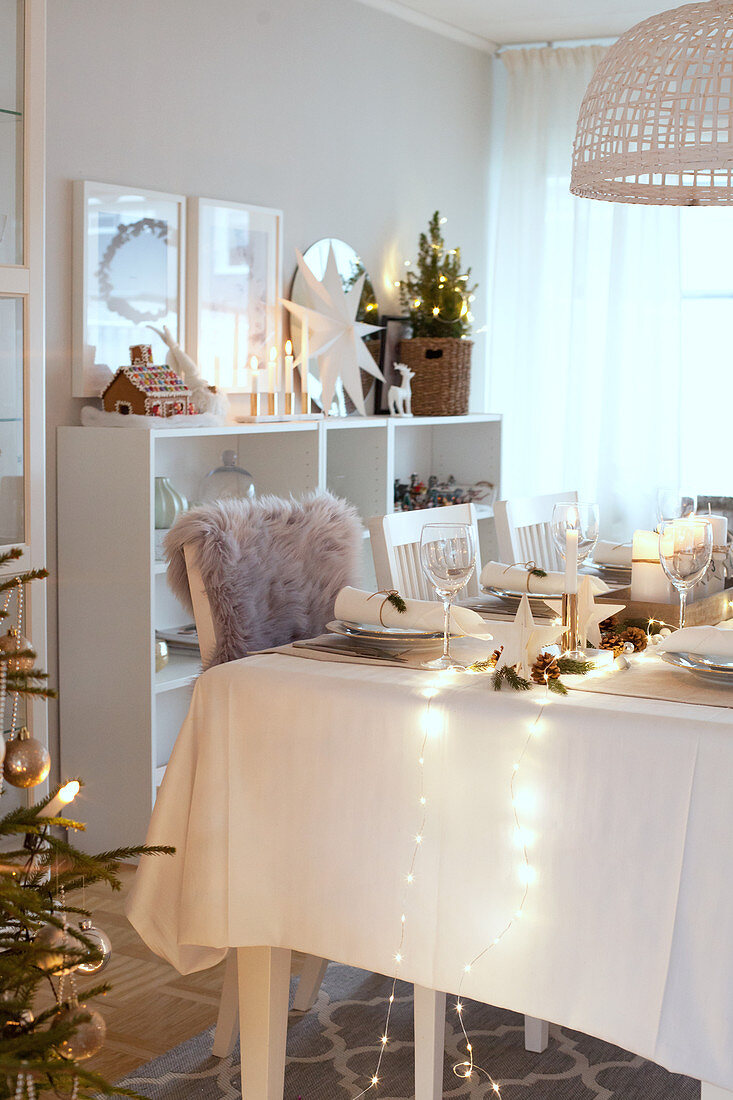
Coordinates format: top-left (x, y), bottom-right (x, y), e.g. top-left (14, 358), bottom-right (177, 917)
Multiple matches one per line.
top-left (96, 217), bottom-right (170, 324)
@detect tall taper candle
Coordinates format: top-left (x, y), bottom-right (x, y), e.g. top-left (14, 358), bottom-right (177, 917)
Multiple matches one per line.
top-left (284, 339), bottom-right (294, 414)
top-left (565, 526), bottom-right (579, 595)
top-left (268, 346), bottom-right (277, 416)
top-left (249, 355), bottom-right (258, 417)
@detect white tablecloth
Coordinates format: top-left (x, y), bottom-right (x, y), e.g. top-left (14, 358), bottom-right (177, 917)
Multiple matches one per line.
top-left (127, 654), bottom-right (733, 1090)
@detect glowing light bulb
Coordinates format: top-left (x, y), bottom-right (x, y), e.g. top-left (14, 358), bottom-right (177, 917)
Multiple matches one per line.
top-left (456, 1001), bottom-right (463, 1013)
top-left (414, 298), bottom-right (421, 307)
top-left (464, 963), bottom-right (471, 973)
top-left (406, 873), bottom-right (414, 884)
top-left (39, 780), bottom-right (81, 819)
top-left (381, 1035), bottom-right (388, 1045)
top-left (432, 306), bottom-right (440, 316)
top-left (419, 796), bottom-right (426, 805)
top-left (415, 834), bottom-right (423, 844)
top-left (389, 994), bottom-right (394, 1003)
top-left (404, 259), bottom-right (411, 266)
top-left (440, 216), bottom-right (447, 224)
top-left (467, 1042), bottom-right (472, 1052)
top-left (372, 1076), bottom-right (379, 1085)
top-left (393, 280), bottom-right (401, 288)
top-left (395, 952), bottom-right (402, 963)
top-left (418, 756), bottom-right (424, 765)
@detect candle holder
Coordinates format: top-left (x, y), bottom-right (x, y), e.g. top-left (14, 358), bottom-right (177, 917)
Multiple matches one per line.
top-left (561, 592), bottom-right (581, 658)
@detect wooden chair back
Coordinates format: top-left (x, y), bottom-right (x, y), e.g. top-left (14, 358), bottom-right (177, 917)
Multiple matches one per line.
top-left (493, 491), bottom-right (579, 571)
top-left (183, 543), bottom-right (218, 668)
top-left (368, 504), bottom-right (482, 601)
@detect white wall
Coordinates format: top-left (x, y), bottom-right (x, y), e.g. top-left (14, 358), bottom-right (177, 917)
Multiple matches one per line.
top-left (44, 0), bottom-right (491, 760)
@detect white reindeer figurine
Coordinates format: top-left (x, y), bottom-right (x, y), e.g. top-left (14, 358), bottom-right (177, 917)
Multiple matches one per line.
top-left (388, 363), bottom-right (415, 417)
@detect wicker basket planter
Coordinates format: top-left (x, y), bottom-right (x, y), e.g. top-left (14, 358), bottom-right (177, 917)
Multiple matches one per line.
top-left (398, 337), bottom-right (472, 416)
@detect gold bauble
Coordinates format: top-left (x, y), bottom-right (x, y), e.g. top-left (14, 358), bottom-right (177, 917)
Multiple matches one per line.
top-left (3, 728), bottom-right (50, 788)
top-left (0, 630), bottom-right (35, 672)
top-left (56, 1003), bottom-right (106, 1060)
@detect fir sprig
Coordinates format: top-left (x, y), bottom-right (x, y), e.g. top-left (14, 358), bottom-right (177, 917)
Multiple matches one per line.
top-left (386, 591), bottom-right (406, 614)
top-left (492, 665), bottom-right (531, 692)
top-left (556, 657), bottom-right (595, 676)
top-left (528, 567), bottom-right (547, 578)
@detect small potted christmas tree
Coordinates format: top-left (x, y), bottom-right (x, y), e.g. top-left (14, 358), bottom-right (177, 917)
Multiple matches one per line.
top-left (398, 212), bottom-right (478, 416)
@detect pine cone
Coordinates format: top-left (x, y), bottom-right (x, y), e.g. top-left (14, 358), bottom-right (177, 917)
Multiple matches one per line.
top-left (489, 646), bottom-right (504, 669)
top-left (620, 626), bottom-right (648, 653)
top-left (600, 633), bottom-right (625, 658)
top-left (530, 651), bottom-right (560, 684)
top-left (599, 615), bottom-right (618, 634)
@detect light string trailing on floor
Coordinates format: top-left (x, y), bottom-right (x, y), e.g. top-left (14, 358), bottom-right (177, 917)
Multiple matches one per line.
top-left (451, 686), bottom-right (551, 1094)
top-left (351, 687), bottom-right (438, 1099)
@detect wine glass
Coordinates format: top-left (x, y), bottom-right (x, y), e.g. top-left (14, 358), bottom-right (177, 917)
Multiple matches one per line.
top-left (658, 519), bottom-right (713, 629)
top-left (550, 502), bottom-right (600, 566)
top-left (419, 523), bottom-right (476, 671)
top-left (656, 487), bottom-right (698, 523)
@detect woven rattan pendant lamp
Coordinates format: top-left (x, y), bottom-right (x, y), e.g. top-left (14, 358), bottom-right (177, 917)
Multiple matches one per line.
top-left (571, 0), bottom-right (733, 204)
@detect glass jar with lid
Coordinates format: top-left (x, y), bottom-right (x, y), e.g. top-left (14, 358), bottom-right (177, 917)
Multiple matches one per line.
top-left (199, 451), bottom-right (255, 503)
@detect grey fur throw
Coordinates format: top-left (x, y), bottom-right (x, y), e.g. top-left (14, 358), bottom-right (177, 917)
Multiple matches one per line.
top-left (165, 492), bottom-right (363, 667)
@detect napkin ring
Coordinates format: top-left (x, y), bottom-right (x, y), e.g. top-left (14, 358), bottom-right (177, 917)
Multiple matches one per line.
top-left (502, 560), bottom-right (545, 593)
top-left (366, 589), bottom-right (406, 626)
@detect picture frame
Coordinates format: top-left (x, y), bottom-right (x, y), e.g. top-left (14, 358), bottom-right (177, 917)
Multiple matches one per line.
top-left (375, 315), bottom-right (413, 413)
top-left (72, 181), bottom-right (186, 397)
top-left (187, 197), bottom-right (283, 392)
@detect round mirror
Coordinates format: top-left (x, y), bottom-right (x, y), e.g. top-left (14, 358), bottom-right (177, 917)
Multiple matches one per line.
top-left (289, 237), bottom-right (380, 414)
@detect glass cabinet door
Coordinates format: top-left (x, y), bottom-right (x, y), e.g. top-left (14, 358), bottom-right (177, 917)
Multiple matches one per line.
top-left (0, 0), bottom-right (23, 266)
top-left (0, 297), bottom-right (24, 546)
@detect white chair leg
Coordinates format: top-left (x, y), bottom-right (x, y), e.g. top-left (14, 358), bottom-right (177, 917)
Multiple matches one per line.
top-left (237, 945), bottom-right (291, 1100)
top-left (212, 950), bottom-right (239, 1058)
top-left (524, 1014), bottom-right (549, 1052)
top-left (292, 954), bottom-right (329, 1012)
top-left (702, 1085), bottom-right (733, 1099)
top-left (413, 984), bottom-right (446, 1100)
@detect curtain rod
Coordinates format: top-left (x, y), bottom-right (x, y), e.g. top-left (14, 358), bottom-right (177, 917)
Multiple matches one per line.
top-left (495, 36), bottom-right (616, 54)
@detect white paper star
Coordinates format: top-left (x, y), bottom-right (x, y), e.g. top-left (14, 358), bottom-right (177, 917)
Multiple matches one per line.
top-left (545, 576), bottom-right (626, 648)
top-left (282, 246), bottom-right (384, 415)
top-left (490, 595), bottom-right (564, 678)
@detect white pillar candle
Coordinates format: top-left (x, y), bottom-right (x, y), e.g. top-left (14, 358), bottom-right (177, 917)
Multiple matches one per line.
top-left (631, 529), bottom-right (675, 602)
top-left (700, 515), bottom-right (727, 594)
top-left (565, 528), bottom-right (579, 595)
top-left (706, 513), bottom-right (728, 549)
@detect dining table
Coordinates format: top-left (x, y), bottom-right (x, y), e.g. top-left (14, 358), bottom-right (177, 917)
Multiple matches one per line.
top-left (127, 634), bottom-right (733, 1100)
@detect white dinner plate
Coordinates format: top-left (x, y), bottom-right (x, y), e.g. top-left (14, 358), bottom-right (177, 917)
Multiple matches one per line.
top-left (582, 561), bottom-right (631, 584)
top-left (660, 650), bottom-right (733, 685)
top-left (326, 619), bottom-right (444, 643)
top-left (481, 584), bottom-right (563, 601)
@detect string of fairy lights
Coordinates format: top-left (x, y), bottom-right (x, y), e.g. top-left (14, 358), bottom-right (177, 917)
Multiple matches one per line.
top-left (393, 215), bottom-right (477, 330)
top-left (351, 678), bottom-right (553, 1098)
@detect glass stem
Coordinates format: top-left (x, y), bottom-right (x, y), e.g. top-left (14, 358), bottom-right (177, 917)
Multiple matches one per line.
top-left (678, 586), bottom-right (687, 630)
top-left (442, 595), bottom-right (452, 662)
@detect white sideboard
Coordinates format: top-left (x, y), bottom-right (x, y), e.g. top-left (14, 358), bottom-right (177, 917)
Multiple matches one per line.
top-left (57, 414), bottom-right (501, 849)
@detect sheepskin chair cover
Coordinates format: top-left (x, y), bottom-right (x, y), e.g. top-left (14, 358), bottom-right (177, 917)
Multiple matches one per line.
top-left (164, 492), bottom-right (362, 667)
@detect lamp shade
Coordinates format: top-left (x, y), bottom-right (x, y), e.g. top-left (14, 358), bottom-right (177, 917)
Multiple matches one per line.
top-left (571, 0), bottom-right (733, 204)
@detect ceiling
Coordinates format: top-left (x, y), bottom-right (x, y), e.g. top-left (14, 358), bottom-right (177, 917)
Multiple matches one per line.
top-left (356, 0), bottom-right (674, 50)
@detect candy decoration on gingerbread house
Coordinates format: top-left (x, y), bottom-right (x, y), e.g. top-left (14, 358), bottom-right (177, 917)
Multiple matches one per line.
top-left (100, 345), bottom-right (194, 417)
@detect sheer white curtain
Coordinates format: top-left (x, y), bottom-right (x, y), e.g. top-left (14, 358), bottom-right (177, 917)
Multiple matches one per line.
top-left (488, 47), bottom-right (683, 537)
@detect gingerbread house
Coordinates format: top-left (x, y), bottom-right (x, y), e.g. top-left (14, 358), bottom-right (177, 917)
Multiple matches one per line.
top-left (101, 345), bottom-right (194, 417)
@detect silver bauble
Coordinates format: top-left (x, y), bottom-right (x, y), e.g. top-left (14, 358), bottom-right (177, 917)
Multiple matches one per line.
top-left (623, 641), bottom-right (635, 654)
top-left (650, 633), bottom-right (663, 646)
top-left (34, 924), bottom-right (76, 974)
top-left (0, 630), bottom-right (35, 672)
top-left (56, 1003), bottom-right (106, 1060)
top-left (76, 919), bottom-right (112, 974)
top-left (659, 626), bottom-right (672, 638)
top-left (3, 728), bottom-right (51, 788)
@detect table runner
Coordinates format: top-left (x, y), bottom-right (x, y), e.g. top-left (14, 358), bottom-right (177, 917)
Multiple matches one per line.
top-left (570, 651), bottom-right (733, 708)
top-left (127, 654), bottom-right (733, 1090)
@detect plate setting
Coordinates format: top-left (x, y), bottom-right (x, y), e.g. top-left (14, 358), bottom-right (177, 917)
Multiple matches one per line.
top-left (327, 620), bottom-right (443, 644)
top-left (660, 650), bottom-right (733, 685)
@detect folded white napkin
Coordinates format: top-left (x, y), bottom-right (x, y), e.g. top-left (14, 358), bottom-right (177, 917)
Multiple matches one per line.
top-left (593, 540), bottom-right (632, 567)
top-left (658, 626), bottom-right (733, 658)
top-left (479, 561), bottom-right (609, 597)
top-left (333, 587), bottom-right (492, 637)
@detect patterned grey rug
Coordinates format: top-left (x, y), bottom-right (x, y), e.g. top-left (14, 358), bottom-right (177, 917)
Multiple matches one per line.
top-left (117, 963), bottom-right (699, 1099)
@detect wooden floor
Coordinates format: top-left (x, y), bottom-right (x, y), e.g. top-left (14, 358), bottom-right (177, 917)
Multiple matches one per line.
top-left (79, 866), bottom-right (228, 1082)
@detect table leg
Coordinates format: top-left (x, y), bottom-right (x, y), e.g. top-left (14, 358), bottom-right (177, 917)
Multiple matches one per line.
top-left (237, 946), bottom-right (291, 1100)
top-left (212, 950), bottom-right (239, 1058)
top-left (292, 955), bottom-right (329, 1012)
top-left (413, 984), bottom-right (446, 1100)
top-left (524, 1015), bottom-right (549, 1052)
top-left (702, 1085), bottom-right (733, 1099)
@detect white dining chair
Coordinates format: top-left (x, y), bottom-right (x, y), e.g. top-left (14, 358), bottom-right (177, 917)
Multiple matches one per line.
top-left (183, 542), bottom-right (330, 1061)
top-left (494, 491), bottom-right (579, 571)
top-left (369, 503), bottom-right (483, 600)
top-left (366, 516), bottom-right (550, 1065)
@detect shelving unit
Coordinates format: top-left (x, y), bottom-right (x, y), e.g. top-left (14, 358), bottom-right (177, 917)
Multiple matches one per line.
top-left (57, 414), bottom-right (501, 850)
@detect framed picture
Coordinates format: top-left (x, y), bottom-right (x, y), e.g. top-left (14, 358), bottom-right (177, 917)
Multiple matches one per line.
top-left (72, 181), bottom-right (186, 397)
top-left (375, 315), bottom-right (413, 413)
top-left (188, 197), bottom-right (282, 391)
